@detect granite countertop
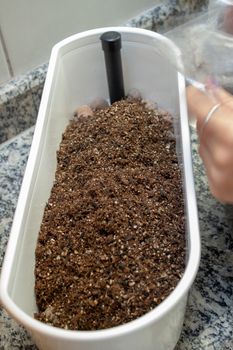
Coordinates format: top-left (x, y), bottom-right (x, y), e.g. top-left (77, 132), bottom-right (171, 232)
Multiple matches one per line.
top-left (1, 125), bottom-right (233, 350)
top-left (0, 1), bottom-right (233, 349)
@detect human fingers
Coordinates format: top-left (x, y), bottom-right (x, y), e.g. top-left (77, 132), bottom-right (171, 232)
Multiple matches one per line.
top-left (186, 85), bottom-right (218, 132)
top-left (186, 85), bottom-right (233, 140)
top-left (198, 102), bottom-right (233, 176)
top-left (199, 144), bottom-right (233, 203)
top-left (186, 83), bottom-right (233, 120)
top-left (205, 81), bottom-right (233, 109)
top-left (187, 85), bottom-right (233, 203)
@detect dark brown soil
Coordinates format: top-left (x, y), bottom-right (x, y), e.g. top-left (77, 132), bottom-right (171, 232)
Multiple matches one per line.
top-left (34, 98), bottom-right (185, 330)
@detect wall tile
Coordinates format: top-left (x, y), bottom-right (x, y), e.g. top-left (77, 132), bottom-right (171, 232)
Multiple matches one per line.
top-left (0, 0), bottom-right (156, 77)
top-left (0, 38), bottom-right (10, 85)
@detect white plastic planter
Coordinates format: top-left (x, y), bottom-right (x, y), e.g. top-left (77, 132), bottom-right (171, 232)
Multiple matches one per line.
top-left (0, 27), bottom-right (200, 350)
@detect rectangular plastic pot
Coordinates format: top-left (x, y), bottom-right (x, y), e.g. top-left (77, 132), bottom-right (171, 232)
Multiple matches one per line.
top-left (0, 27), bottom-right (200, 350)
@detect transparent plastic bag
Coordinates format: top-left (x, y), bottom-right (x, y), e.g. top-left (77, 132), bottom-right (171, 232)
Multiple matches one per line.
top-left (166, 0), bottom-right (233, 92)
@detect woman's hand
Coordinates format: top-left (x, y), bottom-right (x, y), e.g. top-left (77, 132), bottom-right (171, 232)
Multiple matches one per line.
top-left (186, 84), bottom-right (233, 203)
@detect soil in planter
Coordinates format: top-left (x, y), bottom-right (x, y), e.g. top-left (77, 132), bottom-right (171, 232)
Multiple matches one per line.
top-left (34, 98), bottom-right (186, 330)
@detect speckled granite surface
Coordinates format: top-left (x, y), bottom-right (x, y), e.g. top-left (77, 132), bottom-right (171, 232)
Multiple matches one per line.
top-left (0, 126), bottom-right (232, 349)
top-left (175, 131), bottom-right (233, 350)
top-left (1, 0), bottom-right (233, 349)
top-left (0, 127), bottom-right (37, 350)
top-left (0, 64), bottom-right (47, 143)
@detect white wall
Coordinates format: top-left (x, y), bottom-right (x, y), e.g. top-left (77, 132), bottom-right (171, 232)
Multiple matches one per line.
top-left (0, 0), bottom-right (158, 85)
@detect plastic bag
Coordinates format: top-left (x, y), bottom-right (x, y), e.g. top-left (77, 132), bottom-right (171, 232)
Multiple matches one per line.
top-left (166, 0), bottom-right (233, 92)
